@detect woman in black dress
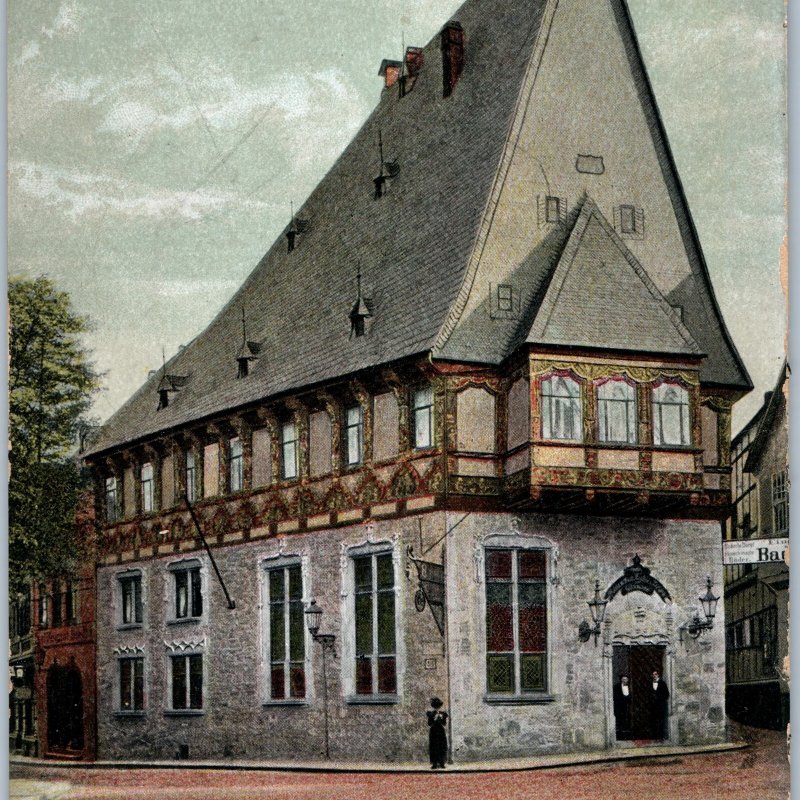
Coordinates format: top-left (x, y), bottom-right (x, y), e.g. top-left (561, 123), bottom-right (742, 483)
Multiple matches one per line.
top-left (427, 697), bottom-right (448, 769)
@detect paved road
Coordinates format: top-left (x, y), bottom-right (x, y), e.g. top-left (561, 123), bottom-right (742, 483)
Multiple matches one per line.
top-left (10, 724), bottom-right (789, 800)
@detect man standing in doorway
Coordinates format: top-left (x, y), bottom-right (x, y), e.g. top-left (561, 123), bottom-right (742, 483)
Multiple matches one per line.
top-left (649, 670), bottom-right (669, 739)
top-left (613, 675), bottom-right (632, 739)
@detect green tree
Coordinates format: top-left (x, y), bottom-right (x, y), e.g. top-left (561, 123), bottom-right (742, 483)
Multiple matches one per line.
top-left (8, 276), bottom-right (102, 593)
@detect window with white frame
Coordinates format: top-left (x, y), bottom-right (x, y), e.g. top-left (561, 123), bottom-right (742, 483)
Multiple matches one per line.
top-left (281, 421), bottom-right (298, 480)
top-left (540, 375), bottom-right (582, 441)
top-left (171, 563), bottom-right (202, 620)
top-left (597, 379), bottom-right (637, 444)
top-left (170, 653), bottom-right (203, 710)
top-left (119, 657), bottom-right (144, 711)
top-left (652, 382), bottom-right (691, 446)
top-left (141, 463), bottom-right (154, 513)
top-left (354, 551), bottom-right (396, 696)
top-left (412, 386), bottom-right (434, 449)
top-left (38, 583), bottom-right (48, 628)
top-left (345, 405), bottom-right (364, 466)
top-left (185, 449), bottom-right (197, 503)
top-left (105, 476), bottom-right (118, 523)
top-left (119, 572), bottom-right (142, 626)
top-left (485, 548), bottom-right (548, 696)
top-left (266, 563), bottom-right (306, 700)
top-left (65, 581), bottom-right (78, 623)
top-left (229, 437), bottom-right (243, 492)
top-left (771, 471), bottom-right (788, 535)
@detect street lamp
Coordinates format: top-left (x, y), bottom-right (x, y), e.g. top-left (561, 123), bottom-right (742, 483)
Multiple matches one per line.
top-left (305, 600), bottom-right (336, 759)
top-left (679, 576), bottom-right (719, 644)
top-left (578, 580), bottom-right (608, 647)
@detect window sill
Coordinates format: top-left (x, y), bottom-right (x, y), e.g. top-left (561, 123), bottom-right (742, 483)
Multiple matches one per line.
top-left (164, 709), bottom-right (205, 716)
top-left (113, 710), bottom-right (146, 718)
top-left (166, 617), bottom-right (202, 626)
top-left (116, 623), bottom-right (144, 632)
top-left (483, 694), bottom-right (554, 705)
top-left (262, 699), bottom-right (309, 707)
top-left (346, 694), bottom-right (399, 705)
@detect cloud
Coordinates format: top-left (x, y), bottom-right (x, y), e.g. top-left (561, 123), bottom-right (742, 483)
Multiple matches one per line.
top-left (42, 2), bottom-right (82, 39)
top-left (44, 75), bottom-right (103, 103)
top-left (15, 40), bottom-right (40, 67)
top-left (9, 161), bottom-right (275, 222)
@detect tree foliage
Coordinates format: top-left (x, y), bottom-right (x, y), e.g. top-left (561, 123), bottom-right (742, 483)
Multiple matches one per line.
top-left (8, 276), bottom-right (102, 593)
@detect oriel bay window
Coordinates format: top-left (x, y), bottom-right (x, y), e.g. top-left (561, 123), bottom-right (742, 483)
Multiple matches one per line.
top-left (354, 552), bottom-right (396, 696)
top-left (171, 653), bottom-right (203, 710)
top-left (652, 381), bottom-right (691, 446)
top-left (185, 449), bottom-right (197, 502)
top-left (597, 378), bottom-right (637, 444)
top-left (485, 548), bottom-right (548, 696)
top-left (540, 374), bottom-right (582, 441)
top-left (267, 563), bottom-right (306, 700)
top-left (119, 657), bottom-right (144, 712)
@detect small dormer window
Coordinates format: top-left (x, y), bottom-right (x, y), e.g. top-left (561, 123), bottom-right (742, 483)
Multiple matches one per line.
top-left (546, 197), bottom-right (561, 224)
top-left (616, 205), bottom-right (644, 239)
top-left (350, 268), bottom-right (373, 337)
top-left (236, 307), bottom-right (261, 378)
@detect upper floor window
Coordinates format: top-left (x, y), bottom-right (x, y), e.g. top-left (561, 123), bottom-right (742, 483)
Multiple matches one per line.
top-left (266, 563), bottom-right (305, 700)
top-left (65, 581), bottom-right (77, 623)
top-left (345, 405), bottom-right (364, 466)
top-left (652, 382), bottom-right (690, 446)
top-left (105, 476), bottom-right (118, 523)
top-left (485, 548), bottom-right (548, 696)
top-left (172, 563), bottom-right (202, 620)
top-left (38, 583), bottom-right (48, 628)
top-left (541, 375), bottom-right (582, 441)
top-left (119, 657), bottom-right (144, 712)
top-left (171, 653), bottom-right (203, 711)
top-left (119, 573), bottom-right (143, 626)
top-left (412, 386), bottom-right (434, 449)
top-left (229, 438), bottom-right (243, 492)
top-left (597, 379), bottom-right (637, 444)
top-left (51, 583), bottom-right (63, 627)
top-left (282, 421), bottom-right (298, 480)
top-left (771, 471), bottom-right (788, 535)
top-left (141, 463), bottom-right (154, 513)
top-left (185, 450), bottom-right (197, 503)
top-left (354, 551), bottom-right (396, 696)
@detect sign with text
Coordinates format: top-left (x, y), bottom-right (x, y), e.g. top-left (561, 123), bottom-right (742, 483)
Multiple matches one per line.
top-left (723, 538), bottom-right (789, 565)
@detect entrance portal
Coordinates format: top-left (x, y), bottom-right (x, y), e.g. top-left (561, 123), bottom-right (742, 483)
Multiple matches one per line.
top-left (612, 644), bottom-right (666, 741)
top-left (47, 666), bottom-right (84, 753)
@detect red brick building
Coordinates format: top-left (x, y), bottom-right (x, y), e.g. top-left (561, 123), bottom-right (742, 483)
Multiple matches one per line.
top-left (33, 489), bottom-right (98, 760)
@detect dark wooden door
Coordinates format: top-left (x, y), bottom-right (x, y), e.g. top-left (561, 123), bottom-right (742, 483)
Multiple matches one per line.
top-left (47, 666), bottom-right (84, 752)
top-left (612, 645), bottom-right (665, 740)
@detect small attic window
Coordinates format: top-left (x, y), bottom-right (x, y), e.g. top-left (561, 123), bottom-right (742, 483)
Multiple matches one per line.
top-left (350, 267), bottom-right (373, 337)
top-left (546, 197), bottom-right (561, 224)
top-left (616, 205), bottom-right (644, 239)
top-left (497, 285), bottom-right (513, 312)
top-left (538, 194), bottom-right (567, 227)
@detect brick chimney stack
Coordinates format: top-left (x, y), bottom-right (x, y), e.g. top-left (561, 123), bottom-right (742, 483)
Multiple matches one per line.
top-left (441, 21), bottom-right (464, 97)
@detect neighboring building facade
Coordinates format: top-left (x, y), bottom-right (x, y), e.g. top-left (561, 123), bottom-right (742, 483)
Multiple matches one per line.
top-left (724, 363), bottom-right (789, 730)
top-left (33, 489), bottom-right (98, 760)
top-left (9, 586), bottom-right (37, 756)
top-left (84, 0), bottom-right (751, 763)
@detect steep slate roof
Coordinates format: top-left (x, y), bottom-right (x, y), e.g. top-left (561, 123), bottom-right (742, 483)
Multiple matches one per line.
top-left (526, 199), bottom-right (702, 356)
top-left (744, 361), bottom-right (789, 473)
top-left (87, 0), bottom-right (749, 457)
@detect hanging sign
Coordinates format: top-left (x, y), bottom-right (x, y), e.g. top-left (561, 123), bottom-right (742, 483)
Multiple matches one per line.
top-left (723, 537), bottom-right (788, 565)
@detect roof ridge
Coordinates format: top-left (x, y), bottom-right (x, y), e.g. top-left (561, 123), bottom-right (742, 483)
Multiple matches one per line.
top-left (432, 0), bottom-right (558, 354)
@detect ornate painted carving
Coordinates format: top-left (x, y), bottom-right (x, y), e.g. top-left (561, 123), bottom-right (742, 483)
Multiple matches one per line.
top-left (530, 358), bottom-right (699, 386)
top-left (531, 466), bottom-right (703, 492)
top-left (604, 555), bottom-right (672, 602)
top-left (390, 465), bottom-right (418, 498)
top-left (449, 475), bottom-right (500, 496)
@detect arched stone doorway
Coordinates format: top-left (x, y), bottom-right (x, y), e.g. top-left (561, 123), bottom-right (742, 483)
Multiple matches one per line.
top-left (47, 664), bottom-right (84, 753)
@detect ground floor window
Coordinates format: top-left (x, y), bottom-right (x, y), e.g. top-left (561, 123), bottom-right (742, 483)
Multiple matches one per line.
top-left (485, 548), bottom-right (547, 695)
top-left (119, 658), bottom-right (144, 711)
top-left (267, 563), bottom-right (305, 700)
top-left (171, 654), bottom-right (203, 710)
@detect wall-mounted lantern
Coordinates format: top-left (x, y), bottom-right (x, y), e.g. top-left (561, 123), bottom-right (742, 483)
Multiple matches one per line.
top-left (578, 580), bottom-right (608, 647)
top-left (679, 576), bottom-right (719, 644)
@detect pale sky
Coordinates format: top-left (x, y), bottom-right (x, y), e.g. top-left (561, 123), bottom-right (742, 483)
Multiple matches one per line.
top-left (7, 0), bottom-right (787, 433)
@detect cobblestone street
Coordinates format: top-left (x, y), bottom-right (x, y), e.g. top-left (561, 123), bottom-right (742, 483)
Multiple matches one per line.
top-left (10, 724), bottom-right (789, 800)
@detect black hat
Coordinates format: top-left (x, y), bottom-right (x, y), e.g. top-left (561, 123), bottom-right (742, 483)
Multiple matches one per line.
top-left (431, 697), bottom-right (443, 709)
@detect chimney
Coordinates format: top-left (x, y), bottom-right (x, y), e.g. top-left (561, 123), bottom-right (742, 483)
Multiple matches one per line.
top-left (378, 59), bottom-right (402, 89)
top-left (399, 47), bottom-right (424, 97)
top-left (441, 21), bottom-right (464, 97)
